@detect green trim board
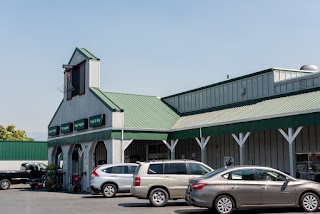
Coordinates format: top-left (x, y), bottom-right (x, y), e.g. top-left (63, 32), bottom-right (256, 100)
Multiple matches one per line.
top-left (48, 130), bottom-right (112, 147)
top-left (111, 130), bottom-right (169, 141)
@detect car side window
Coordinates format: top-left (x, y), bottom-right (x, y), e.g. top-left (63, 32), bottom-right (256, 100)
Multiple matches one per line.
top-left (224, 169), bottom-right (256, 180)
top-left (148, 164), bottom-right (164, 174)
top-left (164, 163), bottom-right (187, 174)
top-left (112, 166), bottom-right (129, 174)
top-left (103, 166), bottom-right (129, 174)
top-left (189, 163), bottom-right (211, 175)
top-left (256, 169), bottom-right (286, 181)
top-left (130, 165), bottom-right (137, 173)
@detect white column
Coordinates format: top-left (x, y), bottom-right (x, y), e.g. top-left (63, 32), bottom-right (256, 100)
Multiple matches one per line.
top-left (232, 132), bottom-right (250, 165)
top-left (162, 140), bottom-right (179, 159)
top-left (61, 144), bottom-right (73, 190)
top-left (81, 142), bottom-right (95, 192)
top-left (278, 127), bottom-right (303, 177)
top-left (47, 147), bottom-right (54, 165)
top-left (195, 137), bottom-right (211, 164)
top-left (122, 140), bottom-right (133, 163)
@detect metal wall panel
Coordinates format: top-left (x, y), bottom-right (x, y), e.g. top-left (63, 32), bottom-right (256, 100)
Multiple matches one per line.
top-left (0, 141), bottom-right (47, 160)
top-left (163, 70), bottom-right (319, 114)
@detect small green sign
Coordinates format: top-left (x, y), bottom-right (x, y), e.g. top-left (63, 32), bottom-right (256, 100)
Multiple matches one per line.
top-left (61, 123), bottom-right (73, 133)
top-left (74, 119), bottom-right (88, 131)
top-left (89, 114), bottom-right (105, 127)
top-left (48, 126), bottom-right (59, 136)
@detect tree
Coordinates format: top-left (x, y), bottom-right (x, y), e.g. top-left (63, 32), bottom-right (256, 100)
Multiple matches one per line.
top-left (0, 124), bottom-right (34, 141)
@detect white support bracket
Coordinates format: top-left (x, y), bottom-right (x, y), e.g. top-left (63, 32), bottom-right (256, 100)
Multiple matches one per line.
top-left (278, 126), bottom-right (303, 177)
top-left (162, 140), bottom-right (179, 159)
top-left (195, 136), bottom-right (211, 163)
top-left (232, 132), bottom-right (251, 165)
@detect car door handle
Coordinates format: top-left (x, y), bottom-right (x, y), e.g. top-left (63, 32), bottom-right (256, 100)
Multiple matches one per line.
top-left (261, 186), bottom-right (269, 190)
top-left (231, 186), bottom-right (239, 189)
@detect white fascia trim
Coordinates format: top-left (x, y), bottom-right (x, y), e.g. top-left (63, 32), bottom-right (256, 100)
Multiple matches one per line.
top-left (48, 127), bottom-right (113, 141)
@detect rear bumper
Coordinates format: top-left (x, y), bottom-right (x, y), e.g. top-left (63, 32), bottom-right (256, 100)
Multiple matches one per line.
top-left (90, 186), bottom-right (101, 195)
top-left (131, 186), bottom-right (148, 199)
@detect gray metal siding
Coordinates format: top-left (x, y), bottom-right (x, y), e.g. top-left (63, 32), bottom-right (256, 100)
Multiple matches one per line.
top-left (163, 70), bottom-right (316, 114)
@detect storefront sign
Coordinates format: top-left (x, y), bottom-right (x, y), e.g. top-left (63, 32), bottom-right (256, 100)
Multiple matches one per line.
top-left (48, 126), bottom-right (60, 136)
top-left (61, 123), bottom-right (73, 133)
top-left (89, 114), bottom-right (105, 127)
top-left (74, 119), bottom-right (88, 131)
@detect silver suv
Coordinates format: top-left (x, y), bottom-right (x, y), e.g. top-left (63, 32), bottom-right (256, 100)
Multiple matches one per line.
top-left (90, 163), bottom-right (138, 198)
top-left (131, 159), bottom-right (213, 206)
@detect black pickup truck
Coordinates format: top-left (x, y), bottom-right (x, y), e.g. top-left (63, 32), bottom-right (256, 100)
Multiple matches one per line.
top-left (0, 162), bottom-right (47, 190)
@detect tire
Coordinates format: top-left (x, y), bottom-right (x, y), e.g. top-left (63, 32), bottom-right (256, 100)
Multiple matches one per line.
top-left (0, 179), bottom-right (11, 190)
top-left (149, 188), bottom-right (169, 207)
top-left (214, 195), bottom-right (235, 214)
top-left (101, 183), bottom-right (117, 198)
top-left (300, 192), bottom-right (320, 212)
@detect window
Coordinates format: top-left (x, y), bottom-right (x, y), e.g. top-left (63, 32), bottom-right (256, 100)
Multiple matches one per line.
top-left (148, 164), bottom-right (163, 174)
top-left (103, 166), bottom-right (129, 174)
top-left (130, 165), bottom-right (137, 173)
top-left (256, 169), bottom-right (286, 181)
top-left (189, 163), bottom-right (211, 175)
top-left (66, 60), bottom-right (86, 100)
top-left (224, 169), bottom-right (255, 180)
top-left (164, 163), bottom-right (187, 174)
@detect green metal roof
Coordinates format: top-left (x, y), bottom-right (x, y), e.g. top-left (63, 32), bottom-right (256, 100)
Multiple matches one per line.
top-left (0, 141), bottom-right (48, 160)
top-left (90, 88), bottom-right (180, 129)
top-left (90, 87), bottom-right (122, 112)
top-left (78, 48), bottom-right (100, 60)
top-left (173, 90), bottom-right (320, 130)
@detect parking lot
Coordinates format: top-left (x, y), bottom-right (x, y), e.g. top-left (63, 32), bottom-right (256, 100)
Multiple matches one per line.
top-left (0, 185), bottom-right (319, 214)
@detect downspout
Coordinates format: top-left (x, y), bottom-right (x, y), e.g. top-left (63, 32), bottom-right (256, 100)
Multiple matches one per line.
top-left (121, 129), bottom-right (124, 163)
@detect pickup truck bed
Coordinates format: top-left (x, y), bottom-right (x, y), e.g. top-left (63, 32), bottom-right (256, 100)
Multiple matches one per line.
top-left (0, 163), bottom-right (47, 190)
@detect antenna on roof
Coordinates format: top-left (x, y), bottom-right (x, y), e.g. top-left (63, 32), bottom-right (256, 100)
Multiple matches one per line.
top-left (57, 70), bottom-right (75, 93)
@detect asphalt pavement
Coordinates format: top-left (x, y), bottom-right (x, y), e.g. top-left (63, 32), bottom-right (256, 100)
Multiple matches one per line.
top-left (0, 184), bottom-right (318, 214)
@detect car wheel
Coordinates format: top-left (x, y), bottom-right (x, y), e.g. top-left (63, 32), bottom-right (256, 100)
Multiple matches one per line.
top-left (300, 192), bottom-right (319, 212)
top-left (214, 195), bottom-right (235, 214)
top-left (101, 184), bottom-right (117, 198)
top-left (0, 179), bottom-right (11, 190)
top-left (149, 188), bottom-right (169, 207)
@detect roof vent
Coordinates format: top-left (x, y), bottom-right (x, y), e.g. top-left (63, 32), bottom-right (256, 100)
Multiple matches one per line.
top-left (300, 65), bottom-right (318, 71)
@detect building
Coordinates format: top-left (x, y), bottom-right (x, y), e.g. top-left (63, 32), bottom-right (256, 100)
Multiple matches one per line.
top-left (0, 141), bottom-right (47, 170)
top-left (48, 48), bottom-right (320, 192)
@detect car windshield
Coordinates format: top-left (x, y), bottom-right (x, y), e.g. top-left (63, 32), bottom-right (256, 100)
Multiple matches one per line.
top-left (202, 167), bottom-right (229, 179)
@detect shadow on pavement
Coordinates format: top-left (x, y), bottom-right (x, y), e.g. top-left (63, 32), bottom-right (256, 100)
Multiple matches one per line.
top-left (82, 194), bottom-right (132, 199)
top-left (174, 208), bottom-right (210, 213)
top-left (119, 201), bottom-right (188, 208)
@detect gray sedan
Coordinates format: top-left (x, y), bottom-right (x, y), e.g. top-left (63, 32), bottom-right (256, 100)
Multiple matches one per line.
top-left (185, 165), bottom-right (320, 214)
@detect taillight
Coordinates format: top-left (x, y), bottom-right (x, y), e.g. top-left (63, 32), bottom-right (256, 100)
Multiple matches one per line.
top-left (192, 182), bottom-right (207, 190)
top-left (134, 177), bottom-right (141, 186)
top-left (91, 166), bottom-right (101, 177)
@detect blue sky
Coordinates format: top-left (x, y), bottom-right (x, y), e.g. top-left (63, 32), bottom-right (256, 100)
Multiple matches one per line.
top-left (1, 1), bottom-right (320, 140)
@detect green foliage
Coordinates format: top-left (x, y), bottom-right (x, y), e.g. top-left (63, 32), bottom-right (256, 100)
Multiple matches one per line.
top-left (45, 164), bottom-right (63, 191)
top-left (0, 124), bottom-right (34, 141)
